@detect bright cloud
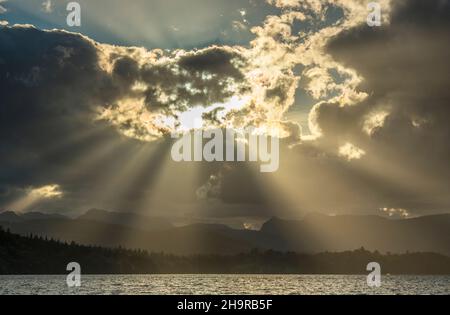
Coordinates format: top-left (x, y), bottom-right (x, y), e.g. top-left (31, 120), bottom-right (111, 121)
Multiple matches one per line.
top-left (339, 142), bottom-right (366, 161)
top-left (94, 0), bottom-right (390, 145)
top-left (29, 184), bottom-right (63, 199)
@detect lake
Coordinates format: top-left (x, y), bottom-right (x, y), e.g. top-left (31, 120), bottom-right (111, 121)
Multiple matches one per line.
top-left (0, 275), bottom-right (449, 295)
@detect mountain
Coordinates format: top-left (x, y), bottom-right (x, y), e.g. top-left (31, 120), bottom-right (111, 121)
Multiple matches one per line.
top-left (0, 209), bottom-right (172, 232)
top-left (260, 213), bottom-right (450, 255)
top-left (0, 210), bottom-right (449, 255)
top-left (0, 217), bottom-right (255, 255)
top-left (76, 208), bottom-right (173, 231)
top-left (0, 211), bottom-right (22, 223)
top-left (0, 210), bottom-right (66, 223)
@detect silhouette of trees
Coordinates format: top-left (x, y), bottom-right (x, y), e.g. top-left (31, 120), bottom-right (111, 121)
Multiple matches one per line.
top-left (0, 227), bottom-right (449, 275)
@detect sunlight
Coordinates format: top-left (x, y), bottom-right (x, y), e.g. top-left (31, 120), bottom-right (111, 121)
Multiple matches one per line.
top-left (339, 143), bottom-right (366, 161)
top-left (7, 184), bottom-right (62, 213)
top-left (174, 95), bottom-right (251, 132)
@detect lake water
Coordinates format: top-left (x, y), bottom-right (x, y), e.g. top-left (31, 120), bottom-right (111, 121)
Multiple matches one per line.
top-left (0, 275), bottom-right (449, 295)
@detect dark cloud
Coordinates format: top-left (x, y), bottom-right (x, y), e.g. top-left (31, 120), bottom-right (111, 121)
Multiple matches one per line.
top-left (299, 0), bottom-right (450, 213)
top-left (0, 25), bottom-right (253, 217)
top-left (140, 46), bottom-right (249, 112)
top-left (321, 0), bottom-right (450, 161)
top-left (0, 25), bottom-right (141, 211)
top-left (0, 27), bottom-right (107, 153)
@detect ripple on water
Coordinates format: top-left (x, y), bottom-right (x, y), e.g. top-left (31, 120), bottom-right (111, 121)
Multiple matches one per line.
top-left (0, 275), bottom-right (448, 295)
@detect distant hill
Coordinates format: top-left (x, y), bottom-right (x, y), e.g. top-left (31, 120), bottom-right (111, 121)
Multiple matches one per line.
top-left (76, 208), bottom-right (173, 231)
top-left (0, 217), bottom-right (255, 255)
top-left (260, 213), bottom-right (450, 255)
top-left (0, 211), bottom-right (67, 222)
top-left (1, 210), bottom-right (449, 255)
top-left (1, 227), bottom-right (449, 275)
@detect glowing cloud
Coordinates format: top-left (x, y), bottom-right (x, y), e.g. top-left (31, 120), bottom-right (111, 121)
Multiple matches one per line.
top-left (339, 143), bottom-right (366, 161)
top-left (6, 184), bottom-right (63, 213)
top-left (29, 184), bottom-right (63, 199)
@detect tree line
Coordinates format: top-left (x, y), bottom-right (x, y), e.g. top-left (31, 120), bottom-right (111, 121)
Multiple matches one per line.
top-left (1, 226), bottom-right (449, 275)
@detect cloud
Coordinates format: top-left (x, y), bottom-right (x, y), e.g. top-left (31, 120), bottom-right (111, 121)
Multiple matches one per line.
top-left (29, 184), bottom-right (63, 199)
top-left (65, 0), bottom-right (387, 144)
top-left (339, 143), bottom-right (366, 161)
top-left (313, 0), bottom-right (450, 170)
top-left (5, 184), bottom-right (62, 213)
top-left (0, 25), bottom-right (136, 210)
top-left (283, 0), bottom-right (450, 214)
top-left (95, 45), bottom-right (252, 140)
top-left (0, 25), bottom-right (256, 215)
top-left (210, 0), bottom-right (450, 216)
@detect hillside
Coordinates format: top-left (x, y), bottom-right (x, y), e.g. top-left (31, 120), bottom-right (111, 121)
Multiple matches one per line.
top-left (1, 210), bottom-right (449, 255)
top-left (1, 227), bottom-right (449, 275)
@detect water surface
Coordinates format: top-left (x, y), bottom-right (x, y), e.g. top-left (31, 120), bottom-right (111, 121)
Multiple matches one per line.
top-left (0, 275), bottom-right (448, 295)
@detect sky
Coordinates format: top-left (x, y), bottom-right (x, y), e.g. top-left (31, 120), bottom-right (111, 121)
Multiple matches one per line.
top-left (0, 0), bottom-right (449, 227)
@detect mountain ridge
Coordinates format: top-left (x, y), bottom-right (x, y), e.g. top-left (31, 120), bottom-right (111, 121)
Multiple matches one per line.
top-left (1, 209), bottom-right (449, 255)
